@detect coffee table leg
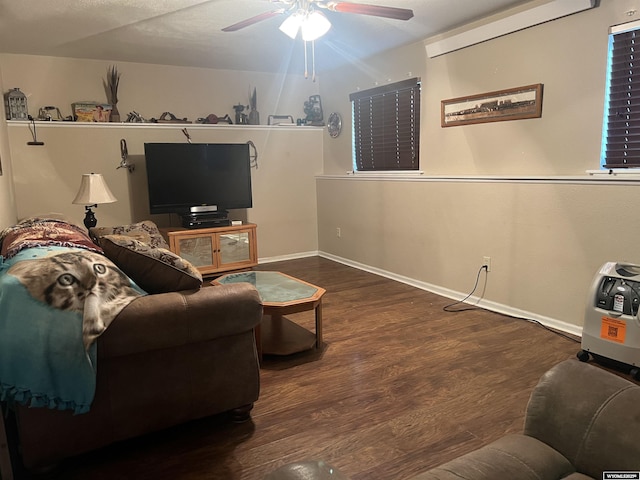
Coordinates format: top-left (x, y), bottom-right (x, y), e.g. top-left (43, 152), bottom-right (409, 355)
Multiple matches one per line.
top-left (315, 301), bottom-right (323, 349)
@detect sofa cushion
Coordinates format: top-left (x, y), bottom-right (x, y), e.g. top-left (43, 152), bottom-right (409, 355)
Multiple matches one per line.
top-left (100, 234), bottom-right (202, 293)
top-left (524, 360), bottom-right (640, 478)
top-left (90, 220), bottom-right (170, 250)
top-left (410, 434), bottom-right (575, 480)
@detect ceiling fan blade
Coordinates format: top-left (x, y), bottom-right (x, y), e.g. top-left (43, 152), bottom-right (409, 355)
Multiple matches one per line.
top-left (222, 9), bottom-right (285, 32)
top-left (322, 1), bottom-right (414, 21)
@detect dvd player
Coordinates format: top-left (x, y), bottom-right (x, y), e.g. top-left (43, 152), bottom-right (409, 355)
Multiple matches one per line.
top-left (181, 213), bottom-right (231, 229)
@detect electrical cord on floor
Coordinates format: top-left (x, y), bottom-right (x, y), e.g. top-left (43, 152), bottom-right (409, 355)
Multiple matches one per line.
top-left (497, 311), bottom-right (581, 343)
top-left (443, 265), bottom-right (581, 344)
top-left (443, 265), bottom-right (487, 312)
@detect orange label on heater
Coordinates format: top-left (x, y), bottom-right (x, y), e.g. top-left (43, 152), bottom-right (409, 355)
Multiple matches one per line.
top-left (600, 316), bottom-right (627, 344)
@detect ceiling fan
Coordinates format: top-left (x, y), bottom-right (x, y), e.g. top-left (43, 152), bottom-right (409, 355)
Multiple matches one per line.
top-left (222, 1), bottom-right (414, 80)
top-left (222, 1), bottom-right (414, 35)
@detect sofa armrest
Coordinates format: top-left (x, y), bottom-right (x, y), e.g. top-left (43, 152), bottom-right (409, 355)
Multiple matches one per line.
top-left (97, 283), bottom-right (262, 358)
top-left (524, 359), bottom-right (640, 477)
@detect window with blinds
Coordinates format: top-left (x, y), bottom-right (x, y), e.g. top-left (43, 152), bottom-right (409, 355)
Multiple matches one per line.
top-left (350, 78), bottom-right (420, 171)
top-left (602, 20), bottom-right (640, 168)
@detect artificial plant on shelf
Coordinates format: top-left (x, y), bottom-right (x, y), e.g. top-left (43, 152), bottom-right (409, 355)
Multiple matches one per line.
top-left (103, 65), bottom-right (121, 122)
top-left (248, 87), bottom-right (259, 125)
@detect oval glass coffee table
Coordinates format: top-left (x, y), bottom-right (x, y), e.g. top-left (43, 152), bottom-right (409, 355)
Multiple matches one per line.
top-left (213, 271), bottom-right (325, 358)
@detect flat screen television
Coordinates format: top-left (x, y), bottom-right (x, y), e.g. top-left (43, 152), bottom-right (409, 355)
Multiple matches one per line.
top-left (144, 142), bottom-right (252, 222)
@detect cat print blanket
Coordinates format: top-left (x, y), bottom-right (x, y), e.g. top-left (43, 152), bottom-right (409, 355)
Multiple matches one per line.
top-left (0, 218), bottom-right (145, 413)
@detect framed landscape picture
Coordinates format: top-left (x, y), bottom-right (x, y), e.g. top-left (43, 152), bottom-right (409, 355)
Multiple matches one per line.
top-left (441, 83), bottom-right (543, 127)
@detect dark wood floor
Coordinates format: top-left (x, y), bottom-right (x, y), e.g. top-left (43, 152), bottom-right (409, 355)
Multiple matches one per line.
top-left (31, 257), bottom-right (591, 480)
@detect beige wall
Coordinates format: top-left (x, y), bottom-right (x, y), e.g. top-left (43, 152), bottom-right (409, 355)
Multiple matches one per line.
top-left (316, 1), bottom-right (640, 333)
top-left (0, 64), bottom-right (17, 227)
top-left (0, 55), bottom-right (323, 259)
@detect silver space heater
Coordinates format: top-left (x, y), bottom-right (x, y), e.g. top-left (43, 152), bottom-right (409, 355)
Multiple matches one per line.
top-left (578, 262), bottom-right (640, 380)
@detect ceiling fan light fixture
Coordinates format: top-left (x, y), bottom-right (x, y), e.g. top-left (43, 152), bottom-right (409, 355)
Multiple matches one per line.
top-left (279, 11), bottom-right (304, 39)
top-left (301, 10), bottom-right (331, 41)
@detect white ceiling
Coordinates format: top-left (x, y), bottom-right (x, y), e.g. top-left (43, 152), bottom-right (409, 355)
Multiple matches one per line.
top-left (0, 0), bottom-right (531, 74)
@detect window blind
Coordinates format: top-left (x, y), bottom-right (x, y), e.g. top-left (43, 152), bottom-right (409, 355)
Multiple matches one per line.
top-left (350, 78), bottom-right (420, 171)
top-left (603, 21), bottom-right (640, 168)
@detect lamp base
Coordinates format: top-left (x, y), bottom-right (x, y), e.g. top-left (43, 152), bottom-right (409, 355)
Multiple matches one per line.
top-left (83, 205), bottom-right (98, 230)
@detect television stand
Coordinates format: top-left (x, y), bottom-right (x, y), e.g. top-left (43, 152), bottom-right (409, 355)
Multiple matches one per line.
top-left (181, 211), bottom-right (231, 229)
top-left (161, 223), bottom-right (258, 276)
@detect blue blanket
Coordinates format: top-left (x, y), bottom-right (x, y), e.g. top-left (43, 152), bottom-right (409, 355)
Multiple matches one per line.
top-left (0, 245), bottom-right (144, 414)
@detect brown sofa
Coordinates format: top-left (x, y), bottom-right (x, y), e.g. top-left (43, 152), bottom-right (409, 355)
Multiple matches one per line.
top-left (266, 359), bottom-right (640, 480)
top-left (0, 218), bottom-right (263, 475)
top-left (10, 282), bottom-right (262, 472)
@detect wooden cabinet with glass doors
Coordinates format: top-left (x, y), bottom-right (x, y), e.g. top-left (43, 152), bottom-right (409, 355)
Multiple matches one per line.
top-left (163, 223), bottom-right (257, 276)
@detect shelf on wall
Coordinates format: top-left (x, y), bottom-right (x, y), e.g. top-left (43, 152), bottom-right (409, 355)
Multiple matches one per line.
top-left (6, 120), bottom-right (324, 132)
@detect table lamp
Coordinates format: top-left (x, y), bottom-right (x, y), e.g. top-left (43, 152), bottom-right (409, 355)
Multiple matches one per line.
top-left (72, 173), bottom-right (117, 229)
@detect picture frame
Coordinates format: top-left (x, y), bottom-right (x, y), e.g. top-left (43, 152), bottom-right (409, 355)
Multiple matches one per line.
top-left (72, 102), bottom-right (112, 122)
top-left (441, 83), bottom-right (543, 127)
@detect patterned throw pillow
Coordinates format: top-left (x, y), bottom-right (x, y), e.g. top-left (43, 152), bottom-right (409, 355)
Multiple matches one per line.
top-left (90, 220), bottom-right (170, 250)
top-left (100, 234), bottom-right (202, 294)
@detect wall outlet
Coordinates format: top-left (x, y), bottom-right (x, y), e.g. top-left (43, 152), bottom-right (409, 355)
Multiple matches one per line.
top-left (482, 256), bottom-right (491, 272)
top-left (336, 227), bottom-right (341, 238)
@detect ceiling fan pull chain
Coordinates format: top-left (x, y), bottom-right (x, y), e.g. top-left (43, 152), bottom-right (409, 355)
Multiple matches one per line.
top-left (304, 40), bottom-right (309, 79)
top-left (312, 40), bottom-right (316, 82)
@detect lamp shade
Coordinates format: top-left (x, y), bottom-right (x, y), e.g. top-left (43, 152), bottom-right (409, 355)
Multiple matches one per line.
top-left (279, 10), bottom-right (304, 39)
top-left (301, 10), bottom-right (331, 41)
top-left (72, 173), bottom-right (117, 205)
top-left (279, 9), bottom-right (331, 41)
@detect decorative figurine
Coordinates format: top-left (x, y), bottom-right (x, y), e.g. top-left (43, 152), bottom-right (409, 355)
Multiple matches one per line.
top-left (4, 88), bottom-right (28, 120)
top-left (248, 88), bottom-right (260, 125)
top-left (234, 103), bottom-right (248, 124)
top-left (103, 65), bottom-right (121, 122)
top-left (303, 95), bottom-right (324, 126)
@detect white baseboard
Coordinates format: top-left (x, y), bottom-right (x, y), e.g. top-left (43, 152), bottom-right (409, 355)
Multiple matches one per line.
top-left (317, 251), bottom-right (583, 339)
top-left (258, 251), bottom-right (319, 264)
